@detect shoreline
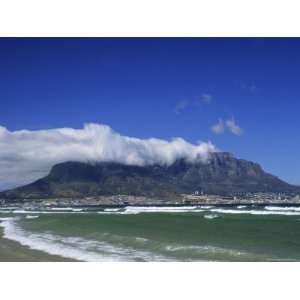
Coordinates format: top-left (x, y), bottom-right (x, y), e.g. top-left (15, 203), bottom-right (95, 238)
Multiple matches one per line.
top-left (0, 226), bottom-right (75, 262)
top-left (1, 204), bottom-right (300, 262)
top-left (1, 202), bottom-right (300, 210)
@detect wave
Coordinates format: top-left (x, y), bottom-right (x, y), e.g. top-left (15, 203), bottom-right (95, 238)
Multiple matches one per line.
top-left (12, 210), bottom-right (86, 215)
top-left (0, 218), bottom-right (169, 262)
top-left (97, 206), bottom-right (204, 215)
top-left (209, 208), bottom-right (300, 216)
top-left (204, 214), bottom-right (219, 220)
top-left (0, 217), bottom-right (17, 221)
top-left (4, 206), bottom-right (205, 216)
top-left (164, 244), bottom-right (247, 258)
top-left (71, 208), bottom-right (83, 212)
top-left (123, 206), bottom-right (203, 214)
top-left (265, 206), bottom-right (300, 212)
top-left (4, 205), bottom-right (300, 217)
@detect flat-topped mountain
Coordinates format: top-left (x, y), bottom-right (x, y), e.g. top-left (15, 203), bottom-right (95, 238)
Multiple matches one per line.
top-left (1, 152), bottom-right (298, 200)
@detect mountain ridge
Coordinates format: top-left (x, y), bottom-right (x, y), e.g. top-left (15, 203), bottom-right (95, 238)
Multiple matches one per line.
top-left (1, 152), bottom-right (299, 200)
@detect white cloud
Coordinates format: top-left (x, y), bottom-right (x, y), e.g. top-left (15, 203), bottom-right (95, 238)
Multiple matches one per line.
top-left (225, 118), bottom-right (244, 136)
top-left (211, 119), bottom-right (225, 134)
top-left (211, 118), bottom-right (244, 136)
top-left (0, 123), bottom-right (216, 190)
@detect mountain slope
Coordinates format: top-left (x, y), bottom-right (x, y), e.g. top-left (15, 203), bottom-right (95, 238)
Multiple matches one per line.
top-left (1, 152), bottom-right (298, 199)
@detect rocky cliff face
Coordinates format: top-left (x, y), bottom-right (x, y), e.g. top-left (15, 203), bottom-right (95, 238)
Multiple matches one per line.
top-left (1, 152), bottom-right (298, 199)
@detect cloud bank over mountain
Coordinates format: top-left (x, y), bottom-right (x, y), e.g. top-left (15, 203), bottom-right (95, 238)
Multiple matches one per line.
top-left (0, 123), bottom-right (216, 190)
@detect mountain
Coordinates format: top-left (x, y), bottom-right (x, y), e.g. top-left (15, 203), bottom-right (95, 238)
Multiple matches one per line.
top-left (1, 152), bottom-right (298, 200)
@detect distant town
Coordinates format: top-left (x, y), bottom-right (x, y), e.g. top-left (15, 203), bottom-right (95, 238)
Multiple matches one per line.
top-left (1, 191), bottom-right (300, 209)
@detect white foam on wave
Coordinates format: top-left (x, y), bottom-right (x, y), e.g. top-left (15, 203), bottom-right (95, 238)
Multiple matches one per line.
top-left (124, 206), bottom-right (203, 214)
top-left (97, 206), bottom-right (203, 215)
top-left (12, 210), bottom-right (86, 215)
top-left (209, 208), bottom-right (300, 216)
top-left (265, 206), bottom-right (300, 212)
top-left (0, 218), bottom-right (169, 262)
top-left (0, 217), bottom-right (17, 221)
top-left (199, 206), bottom-right (213, 209)
top-left (13, 210), bottom-right (30, 214)
top-left (7, 205), bottom-right (300, 217)
top-left (71, 208), bottom-right (83, 212)
top-left (204, 214), bottom-right (219, 220)
top-left (49, 207), bottom-right (73, 211)
top-left (165, 244), bottom-right (247, 257)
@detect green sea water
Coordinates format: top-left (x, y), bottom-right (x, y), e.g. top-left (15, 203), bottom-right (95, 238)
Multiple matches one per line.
top-left (1, 206), bottom-right (300, 261)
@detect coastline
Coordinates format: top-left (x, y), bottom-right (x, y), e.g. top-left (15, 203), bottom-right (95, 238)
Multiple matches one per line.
top-left (1, 204), bottom-right (300, 261)
top-left (0, 227), bottom-right (74, 262)
top-left (2, 201), bottom-right (300, 210)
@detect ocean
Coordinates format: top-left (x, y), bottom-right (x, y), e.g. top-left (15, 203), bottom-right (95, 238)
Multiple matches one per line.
top-left (1, 205), bottom-right (300, 261)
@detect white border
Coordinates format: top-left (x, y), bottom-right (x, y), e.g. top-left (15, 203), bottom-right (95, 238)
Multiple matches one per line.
top-left (0, 0), bottom-right (300, 37)
top-left (1, 263), bottom-right (300, 299)
top-left (1, 1), bottom-right (300, 299)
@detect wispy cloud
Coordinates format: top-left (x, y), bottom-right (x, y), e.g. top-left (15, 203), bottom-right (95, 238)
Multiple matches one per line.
top-left (225, 118), bottom-right (244, 136)
top-left (211, 119), bottom-right (225, 134)
top-left (174, 100), bottom-right (189, 114)
top-left (174, 93), bottom-right (212, 114)
top-left (211, 118), bottom-right (244, 136)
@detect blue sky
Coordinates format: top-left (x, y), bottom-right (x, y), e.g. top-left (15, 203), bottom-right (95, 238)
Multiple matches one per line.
top-left (0, 38), bottom-right (299, 184)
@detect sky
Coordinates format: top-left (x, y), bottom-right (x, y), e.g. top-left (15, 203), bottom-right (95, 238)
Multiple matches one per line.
top-left (0, 38), bottom-right (300, 189)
